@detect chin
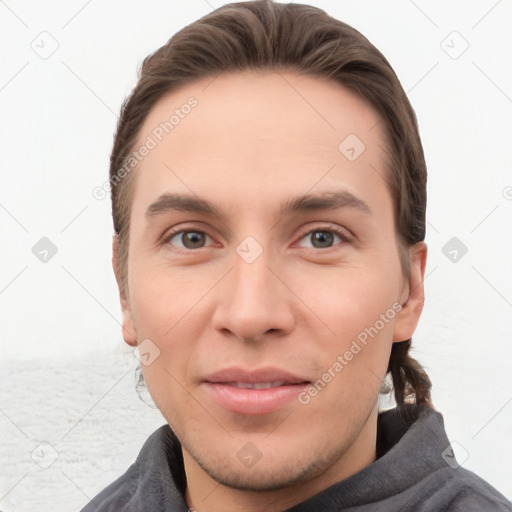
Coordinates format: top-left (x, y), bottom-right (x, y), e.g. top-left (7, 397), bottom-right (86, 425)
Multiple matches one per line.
top-left (198, 460), bottom-right (314, 492)
top-left (185, 438), bottom-right (341, 493)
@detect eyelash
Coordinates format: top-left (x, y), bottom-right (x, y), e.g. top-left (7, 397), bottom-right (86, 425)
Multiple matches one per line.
top-left (160, 224), bottom-right (352, 251)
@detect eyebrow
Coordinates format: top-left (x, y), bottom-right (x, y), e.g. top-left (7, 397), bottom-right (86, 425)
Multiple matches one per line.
top-left (146, 193), bottom-right (220, 217)
top-left (279, 190), bottom-right (371, 217)
top-left (145, 190), bottom-right (371, 219)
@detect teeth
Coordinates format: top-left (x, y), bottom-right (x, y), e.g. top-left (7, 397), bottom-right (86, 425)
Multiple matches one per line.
top-left (231, 381), bottom-right (286, 389)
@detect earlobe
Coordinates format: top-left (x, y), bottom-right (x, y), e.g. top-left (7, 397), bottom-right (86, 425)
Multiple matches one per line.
top-left (393, 242), bottom-right (427, 342)
top-left (112, 235), bottom-right (137, 347)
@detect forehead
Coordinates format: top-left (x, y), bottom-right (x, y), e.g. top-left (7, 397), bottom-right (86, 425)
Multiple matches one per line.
top-left (130, 71), bottom-right (391, 217)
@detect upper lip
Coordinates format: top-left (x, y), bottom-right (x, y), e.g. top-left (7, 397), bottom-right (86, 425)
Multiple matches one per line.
top-left (203, 367), bottom-right (310, 385)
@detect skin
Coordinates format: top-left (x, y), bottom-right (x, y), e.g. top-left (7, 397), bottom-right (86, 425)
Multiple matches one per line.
top-left (113, 71), bottom-right (427, 512)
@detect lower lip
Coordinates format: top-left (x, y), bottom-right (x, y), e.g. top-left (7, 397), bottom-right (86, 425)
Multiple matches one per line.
top-left (202, 382), bottom-right (308, 415)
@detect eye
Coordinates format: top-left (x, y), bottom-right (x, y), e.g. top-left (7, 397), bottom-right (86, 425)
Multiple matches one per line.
top-left (297, 227), bottom-right (348, 249)
top-left (165, 230), bottom-right (213, 250)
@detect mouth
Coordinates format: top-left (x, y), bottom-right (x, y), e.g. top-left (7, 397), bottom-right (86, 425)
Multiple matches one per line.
top-left (220, 381), bottom-right (293, 389)
top-left (201, 368), bottom-right (311, 415)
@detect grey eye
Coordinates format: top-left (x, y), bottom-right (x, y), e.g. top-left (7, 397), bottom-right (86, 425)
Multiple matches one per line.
top-left (170, 231), bottom-right (210, 249)
top-left (299, 230), bottom-right (343, 249)
top-left (310, 231), bottom-right (335, 248)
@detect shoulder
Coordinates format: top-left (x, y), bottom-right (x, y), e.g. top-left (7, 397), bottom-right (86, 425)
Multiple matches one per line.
top-left (80, 425), bottom-right (185, 512)
top-left (80, 462), bottom-right (139, 512)
top-left (426, 466), bottom-right (512, 512)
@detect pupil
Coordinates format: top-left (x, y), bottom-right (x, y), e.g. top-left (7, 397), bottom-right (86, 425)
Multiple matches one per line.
top-left (183, 232), bottom-right (204, 248)
top-left (312, 231), bottom-right (333, 248)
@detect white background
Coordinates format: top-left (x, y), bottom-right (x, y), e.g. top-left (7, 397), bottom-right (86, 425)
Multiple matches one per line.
top-left (1, 0), bottom-right (511, 510)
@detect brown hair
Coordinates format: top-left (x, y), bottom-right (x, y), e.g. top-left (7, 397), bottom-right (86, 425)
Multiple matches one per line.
top-left (110, 0), bottom-right (431, 410)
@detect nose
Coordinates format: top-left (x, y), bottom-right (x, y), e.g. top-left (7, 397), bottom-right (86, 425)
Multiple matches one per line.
top-left (212, 244), bottom-right (296, 343)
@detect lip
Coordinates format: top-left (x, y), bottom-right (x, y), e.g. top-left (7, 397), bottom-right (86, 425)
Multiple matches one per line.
top-left (201, 367), bottom-right (310, 415)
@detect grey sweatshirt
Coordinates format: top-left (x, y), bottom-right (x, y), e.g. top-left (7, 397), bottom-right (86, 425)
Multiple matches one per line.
top-left (81, 405), bottom-right (512, 511)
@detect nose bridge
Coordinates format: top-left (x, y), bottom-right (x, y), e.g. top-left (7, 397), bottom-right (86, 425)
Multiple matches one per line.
top-left (213, 240), bottom-right (294, 340)
top-left (230, 229), bottom-right (274, 292)
top-left (230, 245), bottom-right (275, 310)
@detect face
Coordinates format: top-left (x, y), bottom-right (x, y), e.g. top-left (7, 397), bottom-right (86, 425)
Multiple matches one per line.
top-left (115, 71), bottom-right (426, 505)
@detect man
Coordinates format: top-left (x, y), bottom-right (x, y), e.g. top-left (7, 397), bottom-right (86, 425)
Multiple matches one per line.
top-left (82, 1), bottom-right (512, 510)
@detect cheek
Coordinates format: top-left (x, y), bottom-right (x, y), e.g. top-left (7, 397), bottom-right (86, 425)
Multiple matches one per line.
top-left (131, 270), bottom-right (202, 420)
top-left (127, 270), bottom-right (195, 411)
top-left (302, 264), bottom-right (401, 337)
top-left (128, 259), bottom-right (211, 340)
top-left (298, 260), bottom-right (401, 400)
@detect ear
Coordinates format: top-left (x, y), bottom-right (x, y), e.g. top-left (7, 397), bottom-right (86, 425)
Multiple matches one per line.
top-left (393, 241), bottom-right (427, 342)
top-left (112, 235), bottom-right (137, 347)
